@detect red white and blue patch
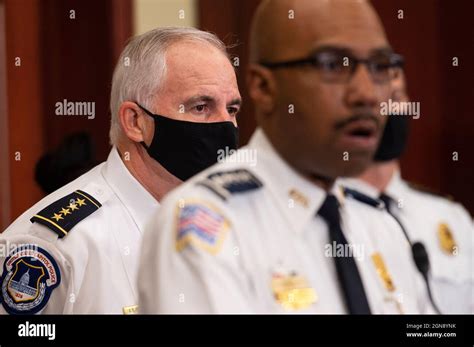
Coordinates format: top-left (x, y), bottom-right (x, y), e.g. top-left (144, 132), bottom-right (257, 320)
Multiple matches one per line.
top-left (1, 245), bottom-right (61, 315)
top-left (175, 201), bottom-right (230, 255)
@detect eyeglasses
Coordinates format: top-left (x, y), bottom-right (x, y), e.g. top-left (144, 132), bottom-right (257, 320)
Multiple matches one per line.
top-left (260, 49), bottom-right (405, 84)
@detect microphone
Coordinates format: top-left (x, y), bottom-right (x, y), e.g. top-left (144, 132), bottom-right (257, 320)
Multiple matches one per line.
top-left (411, 242), bottom-right (442, 314)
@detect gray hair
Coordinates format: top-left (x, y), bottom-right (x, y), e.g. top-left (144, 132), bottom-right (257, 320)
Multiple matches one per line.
top-left (109, 27), bottom-right (229, 145)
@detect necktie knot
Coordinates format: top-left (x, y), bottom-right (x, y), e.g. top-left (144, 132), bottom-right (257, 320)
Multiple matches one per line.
top-left (379, 193), bottom-right (393, 211)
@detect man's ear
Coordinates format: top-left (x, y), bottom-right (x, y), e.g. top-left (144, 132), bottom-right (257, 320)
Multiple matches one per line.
top-left (246, 63), bottom-right (278, 117)
top-left (118, 101), bottom-right (152, 144)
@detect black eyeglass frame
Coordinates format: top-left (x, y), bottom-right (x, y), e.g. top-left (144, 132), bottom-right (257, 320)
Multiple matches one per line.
top-left (260, 50), bottom-right (405, 82)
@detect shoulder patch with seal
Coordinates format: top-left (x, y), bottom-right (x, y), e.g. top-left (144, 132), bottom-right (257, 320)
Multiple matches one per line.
top-left (30, 189), bottom-right (101, 238)
top-left (175, 200), bottom-right (230, 255)
top-left (197, 169), bottom-right (263, 200)
top-left (1, 245), bottom-right (61, 314)
top-left (342, 187), bottom-right (383, 209)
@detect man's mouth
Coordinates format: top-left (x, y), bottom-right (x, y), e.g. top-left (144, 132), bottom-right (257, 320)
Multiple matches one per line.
top-left (338, 119), bottom-right (379, 151)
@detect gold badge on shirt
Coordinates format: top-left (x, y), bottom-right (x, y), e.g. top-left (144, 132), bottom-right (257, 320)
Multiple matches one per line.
top-left (271, 272), bottom-right (318, 310)
top-left (371, 253), bottom-right (396, 292)
top-left (122, 305), bottom-right (138, 314)
top-left (437, 222), bottom-right (457, 255)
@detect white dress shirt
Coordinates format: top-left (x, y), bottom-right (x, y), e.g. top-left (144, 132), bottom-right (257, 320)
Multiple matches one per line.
top-left (0, 147), bottom-right (158, 314)
top-left (340, 171), bottom-right (473, 313)
top-left (138, 129), bottom-right (430, 314)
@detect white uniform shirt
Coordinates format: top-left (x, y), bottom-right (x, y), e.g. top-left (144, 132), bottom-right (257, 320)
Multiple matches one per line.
top-left (340, 172), bottom-right (474, 313)
top-left (138, 129), bottom-right (430, 314)
top-left (0, 148), bottom-right (158, 314)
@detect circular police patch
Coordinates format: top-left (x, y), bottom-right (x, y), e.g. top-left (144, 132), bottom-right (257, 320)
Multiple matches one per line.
top-left (1, 245), bottom-right (61, 314)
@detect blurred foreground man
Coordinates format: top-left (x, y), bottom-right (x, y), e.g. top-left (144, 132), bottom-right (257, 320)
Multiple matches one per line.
top-left (340, 74), bottom-right (473, 313)
top-left (139, 0), bottom-right (431, 313)
top-left (0, 27), bottom-right (240, 314)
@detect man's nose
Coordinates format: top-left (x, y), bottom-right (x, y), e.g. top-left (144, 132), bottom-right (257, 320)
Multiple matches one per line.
top-left (344, 65), bottom-right (379, 109)
top-left (214, 107), bottom-right (238, 126)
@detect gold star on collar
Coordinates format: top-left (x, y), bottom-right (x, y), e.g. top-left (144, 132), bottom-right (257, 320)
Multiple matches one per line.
top-left (68, 202), bottom-right (78, 211)
top-left (60, 207), bottom-right (71, 216)
top-left (76, 198), bottom-right (86, 206)
top-left (289, 189), bottom-right (309, 208)
top-left (52, 213), bottom-right (64, 222)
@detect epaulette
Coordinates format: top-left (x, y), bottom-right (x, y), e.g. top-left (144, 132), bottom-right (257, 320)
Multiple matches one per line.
top-left (406, 182), bottom-right (454, 201)
top-left (197, 169), bottom-right (263, 200)
top-left (30, 190), bottom-right (102, 238)
top-left (342, 187), bottom-right (384, 209)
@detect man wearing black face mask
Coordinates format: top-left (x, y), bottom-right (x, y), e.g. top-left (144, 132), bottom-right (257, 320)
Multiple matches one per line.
top-left (0, 27), bottom-right (240, 315)
top-left (340, 73), bottom-right (473, 314)
top-left (135, 103), bottom-right (238, 181)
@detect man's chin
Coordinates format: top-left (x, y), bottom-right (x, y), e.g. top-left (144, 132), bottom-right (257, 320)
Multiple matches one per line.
top-left (337, 153), bottom-right (374, 178)
top-left (309, 157), bottom-right (372, 185)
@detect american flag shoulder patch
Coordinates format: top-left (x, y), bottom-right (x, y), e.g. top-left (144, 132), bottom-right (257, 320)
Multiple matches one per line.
top-left (175, 200), bottom-right (230, 255)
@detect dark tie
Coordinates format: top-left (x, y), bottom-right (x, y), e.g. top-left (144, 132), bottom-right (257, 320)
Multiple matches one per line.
top-left (317, 194), bottom-right (371, 314)
top-left (379, 193), bottom-right (394, 214)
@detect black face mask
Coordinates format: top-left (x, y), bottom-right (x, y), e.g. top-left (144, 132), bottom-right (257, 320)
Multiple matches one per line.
top-left (374, 115), bottom-right (410, 162)
top-left (136, 103), bottom-right (239, 181)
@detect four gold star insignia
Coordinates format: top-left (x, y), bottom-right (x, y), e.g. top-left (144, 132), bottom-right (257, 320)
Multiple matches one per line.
top-left (49, 195), bottom-right (90, 223)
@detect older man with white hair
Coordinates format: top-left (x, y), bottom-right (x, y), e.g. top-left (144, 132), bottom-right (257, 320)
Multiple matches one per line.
top-left (0, 27), bottom-right (241, 314)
